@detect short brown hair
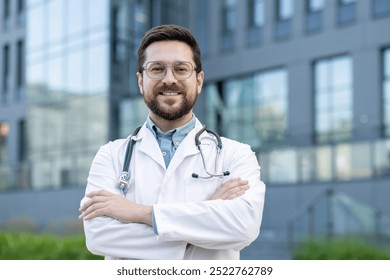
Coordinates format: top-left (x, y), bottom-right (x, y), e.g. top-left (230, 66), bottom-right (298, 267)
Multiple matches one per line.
top-left (137, 24), bottom-right (202, 74)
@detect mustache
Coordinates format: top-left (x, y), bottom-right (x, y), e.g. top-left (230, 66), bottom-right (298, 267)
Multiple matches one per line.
top-left (154, 84), bottom-right (184, 93)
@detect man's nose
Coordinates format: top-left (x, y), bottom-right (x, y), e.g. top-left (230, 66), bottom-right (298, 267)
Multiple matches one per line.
top-left (162, 67), bottom-right (177, 84)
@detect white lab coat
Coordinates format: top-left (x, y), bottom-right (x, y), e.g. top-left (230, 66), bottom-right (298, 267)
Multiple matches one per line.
top-left (81, 118), bottom-right (266, 260)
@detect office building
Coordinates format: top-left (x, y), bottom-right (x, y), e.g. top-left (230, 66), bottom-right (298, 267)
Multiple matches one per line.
top-left (1, 0), bottom-right (390, 258)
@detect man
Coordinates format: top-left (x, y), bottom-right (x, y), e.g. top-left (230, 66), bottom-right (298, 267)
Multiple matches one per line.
top-left (79, 25), bottom-right (266, 260)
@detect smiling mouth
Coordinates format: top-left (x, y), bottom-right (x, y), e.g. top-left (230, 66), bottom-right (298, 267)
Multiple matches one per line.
top-left (160, 92), bottom-right (180, 96)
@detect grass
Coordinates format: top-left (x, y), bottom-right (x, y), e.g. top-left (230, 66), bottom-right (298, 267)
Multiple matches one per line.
top-left (293, 237), bottom-right (390, 260)
top-left (0, 231), bottom-right (103, 260)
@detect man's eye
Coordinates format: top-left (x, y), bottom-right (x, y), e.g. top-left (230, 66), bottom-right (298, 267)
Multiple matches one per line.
top-left (150, 66), bottom-right (164, 72)
top-left (175, 66), bottom-right (189, 72)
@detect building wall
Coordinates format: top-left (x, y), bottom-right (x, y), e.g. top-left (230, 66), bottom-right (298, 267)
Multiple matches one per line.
top-left (0, 0), bottom-right (26, 190)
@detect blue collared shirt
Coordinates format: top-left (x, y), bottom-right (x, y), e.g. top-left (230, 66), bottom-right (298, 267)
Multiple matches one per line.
top-left (146, 115), bottom-right (196, 168)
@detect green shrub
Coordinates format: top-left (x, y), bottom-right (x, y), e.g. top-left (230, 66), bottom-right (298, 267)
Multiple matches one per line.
top-left (293, 237), bottom-right (390, 260)
top-left (0, 231), bottom-right (103, 260)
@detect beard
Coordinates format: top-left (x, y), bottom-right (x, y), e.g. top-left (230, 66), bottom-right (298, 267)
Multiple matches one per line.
top-left (143, 84), bottom-right (198, 120)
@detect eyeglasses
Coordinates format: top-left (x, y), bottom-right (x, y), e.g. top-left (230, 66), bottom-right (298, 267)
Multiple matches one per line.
top-left (142, 61), bottom-right (196, 80)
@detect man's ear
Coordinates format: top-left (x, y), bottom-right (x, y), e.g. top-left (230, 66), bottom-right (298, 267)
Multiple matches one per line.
top-left (196, 71), bottom-right (204, 94)
top-left (137, 72), bottom-right (143, 94)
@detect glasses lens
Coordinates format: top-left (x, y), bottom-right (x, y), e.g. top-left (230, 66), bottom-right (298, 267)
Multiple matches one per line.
top-left (146, 62), bottom-right (166, 79)
top-left (173, 62), bottom-right (192, 79)
top-left (145, 62), bottom-right (194, 80)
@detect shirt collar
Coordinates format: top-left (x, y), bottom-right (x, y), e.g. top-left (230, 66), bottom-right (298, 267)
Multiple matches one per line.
top-left (146, 115), bottom-right (196, 146)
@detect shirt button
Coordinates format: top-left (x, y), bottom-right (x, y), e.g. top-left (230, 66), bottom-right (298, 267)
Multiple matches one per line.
top-left (176, 142), bottom-right (180, 146)
top-left (162, 151), bottom-right (167, 157)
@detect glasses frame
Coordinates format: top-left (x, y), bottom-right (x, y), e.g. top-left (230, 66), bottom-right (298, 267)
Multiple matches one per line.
top-left (142, 61), bottom-right (197, 80)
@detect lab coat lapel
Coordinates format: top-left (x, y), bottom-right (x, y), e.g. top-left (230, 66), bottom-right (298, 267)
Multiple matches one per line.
top-left (164, 121), bottom-right (202, 178)
top-left (137, 126), bottom-right (166, 170)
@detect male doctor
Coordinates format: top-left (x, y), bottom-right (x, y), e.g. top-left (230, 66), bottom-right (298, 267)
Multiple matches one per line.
top-left (79, 24), bottom-right (266, 260)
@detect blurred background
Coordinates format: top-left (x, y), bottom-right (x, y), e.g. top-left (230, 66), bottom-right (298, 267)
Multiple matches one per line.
top-left (0, 0), bottom-right (390, 259)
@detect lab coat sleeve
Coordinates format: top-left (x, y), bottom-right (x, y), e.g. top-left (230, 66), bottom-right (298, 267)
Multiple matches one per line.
top-left (81, 143), bottom-right (186, 259)
top-left (153, 143), bottom-right (266, 251)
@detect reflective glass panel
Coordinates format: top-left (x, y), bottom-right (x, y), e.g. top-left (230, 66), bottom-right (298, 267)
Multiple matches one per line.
top-left (314, 55), bottom-right (353, 143)
top-left (374, 140), bottom-right (390, 176)
top-left (88, 0), bottom-right (109, 29)
top-left (268, 149), bottom-right (298, 183)
top-left (315, 146), bottom-right (332, 181)
top-left (65, 49), bottom-right (84, 94)
top-left (48, 0), bottom-right (64, 43)
top-left (66, 0), bottom-right (84, 37)
top-left (350, 142), bottom-right (372, 178)
top-left (335, 144), bottom-right (352, 180)
top-left (27, 5), bottom-right (45, 50)
top-left (87, 44), bottom-right (108, 95)
top-left (308, 0), bottom-right (325, 12)
top-left (278, 0), bottom-right (294, 20)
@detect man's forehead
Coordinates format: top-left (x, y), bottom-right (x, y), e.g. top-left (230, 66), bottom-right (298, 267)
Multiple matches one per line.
top-left (144, 40), bottom-right (194, 62)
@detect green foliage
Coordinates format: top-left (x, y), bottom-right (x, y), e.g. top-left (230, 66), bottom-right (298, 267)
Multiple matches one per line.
top-left (0, 231), bottom-right (103, 260)
top-left (293, 237), bottom-right (390, 260)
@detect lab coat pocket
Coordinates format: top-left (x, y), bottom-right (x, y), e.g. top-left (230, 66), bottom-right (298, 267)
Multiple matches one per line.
top-left (184, 177), bottom-right (220, 202)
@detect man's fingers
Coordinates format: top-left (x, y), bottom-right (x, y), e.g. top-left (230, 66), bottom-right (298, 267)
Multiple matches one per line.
top-left (219, 184), bottom-right (249, 200)
top-left (79, 195), bottom-right (109, 212)
top-left (209, 177), bottom-right (250, 200)
top-left (79, 202), bottom-right (108, 220)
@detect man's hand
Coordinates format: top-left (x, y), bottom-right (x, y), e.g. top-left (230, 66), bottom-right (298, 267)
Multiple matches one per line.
top-left (79, 190), bottom-right (152, 225)
top-left (209, 178), bottom-right (249, 200)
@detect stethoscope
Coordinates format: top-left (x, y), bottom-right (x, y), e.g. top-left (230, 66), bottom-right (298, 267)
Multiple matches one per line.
top-left (117, 125), bottom-right (230, 196)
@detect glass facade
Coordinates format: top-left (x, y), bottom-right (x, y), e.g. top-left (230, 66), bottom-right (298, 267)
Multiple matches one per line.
top-left (384, 48), bottom-right (390, 136)
top-left (0, 0), bottom-right (388, 192)
top-left (26, 0), bottom-right (110, 189)
top-left (314, 55), bottom-right (353, 143)
top-left (259, 140), bottom-right (389, 184)
top-left (204, 68), bottom-right (288, 150)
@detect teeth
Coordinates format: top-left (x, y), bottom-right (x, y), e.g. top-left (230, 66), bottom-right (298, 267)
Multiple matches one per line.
top-left (161, 92), bottom-right (179, 96)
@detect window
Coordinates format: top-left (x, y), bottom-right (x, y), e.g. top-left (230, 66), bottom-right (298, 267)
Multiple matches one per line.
top-left (0, 122), bottom-right (9, 165)
top-left (203, 68), bottom-right (288, 149)
top-left (247, 0), bottom-right (265, 46)
top-left (384, 48), bottom-right (390, 136)
top-left (3, 0), bottom-right (11, 30)
top-left (18, 120), bottom-right (27, 162)
top-left (314, 55), bottom-right (353, 143)
top-left (275, 0), bottom-right (294, 40)
top-left (161, 0), bottom-right (188, 26)
top-left (277, 0), bottom-right (294, 20)
top-left (221, 0), bottom-right (236, 51)
top-left (372, 0), bottom-right (390, 17)
top-left (17, 0), bottom-right (25, 25)
top-left (305, 0), bottom-right (325, 33)
top-left (337, 0), bottom-right (357, 26)
top-left (195, 0), bottom-right (209, 55)
top-left (2, 44), bottom-right (10, 103)
top-left (16, 40), bottom-right (24, 89)
top-left (249, 0), bottom-right (265, 27)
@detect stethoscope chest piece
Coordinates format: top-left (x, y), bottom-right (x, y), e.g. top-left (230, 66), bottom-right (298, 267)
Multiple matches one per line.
top-left (117, 171), bottom-right (131, 196)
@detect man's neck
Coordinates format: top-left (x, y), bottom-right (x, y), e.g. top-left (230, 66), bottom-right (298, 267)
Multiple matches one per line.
top-left (149, 113), bottom-right (193, 133)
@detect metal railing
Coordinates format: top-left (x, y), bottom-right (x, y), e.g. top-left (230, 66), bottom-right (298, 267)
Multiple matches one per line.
top-left (287, 188), bottom-right (390, 250)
